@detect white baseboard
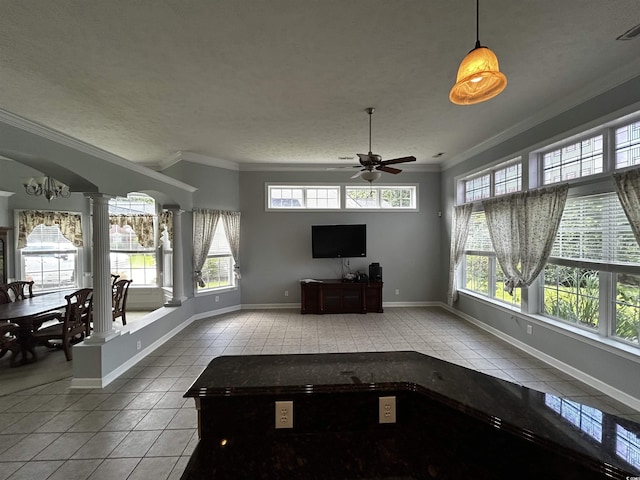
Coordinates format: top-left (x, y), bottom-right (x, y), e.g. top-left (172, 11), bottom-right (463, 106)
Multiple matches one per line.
top-left (441, 303), bottom-right (640, 413)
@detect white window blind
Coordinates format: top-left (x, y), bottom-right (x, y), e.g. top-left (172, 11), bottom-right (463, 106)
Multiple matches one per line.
top-left (466, 211), bottom-right (493, 252)
top-left (209, 223), bottom-right (231, 256)
top-left (552, 193), bottom-right (640, 265)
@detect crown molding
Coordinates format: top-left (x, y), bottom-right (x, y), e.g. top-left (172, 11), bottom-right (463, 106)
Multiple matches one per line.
top-left (442, 62), bottom-right (640, 171)
top-left (0, 108), bottom-right (197, 193)
top-left (170, 151), bottom-right (241, 171)
top-left (239, 162), bottom-right (441, 173)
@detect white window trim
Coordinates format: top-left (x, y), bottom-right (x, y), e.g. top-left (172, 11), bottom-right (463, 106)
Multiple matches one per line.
top-left (14, 209), bottom-right (84, 291)
top-left (266, 182), bottom-right (419, 212)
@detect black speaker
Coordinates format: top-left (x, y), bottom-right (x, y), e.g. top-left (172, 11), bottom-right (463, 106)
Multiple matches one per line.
top-left (369, 263), bottom-right (382, 282)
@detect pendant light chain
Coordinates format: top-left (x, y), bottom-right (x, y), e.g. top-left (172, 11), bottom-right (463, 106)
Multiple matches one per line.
top-left (475, 0), bottom-right (481, 49)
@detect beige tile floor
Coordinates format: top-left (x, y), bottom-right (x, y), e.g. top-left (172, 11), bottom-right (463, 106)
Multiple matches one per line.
top-left (1, 306), bottom-right (639, 479)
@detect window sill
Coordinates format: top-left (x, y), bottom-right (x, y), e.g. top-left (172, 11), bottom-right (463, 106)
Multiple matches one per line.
top-left (458, 289), bottom-right (640, 364)
top-left (196, 286), bottom-right (238, 297)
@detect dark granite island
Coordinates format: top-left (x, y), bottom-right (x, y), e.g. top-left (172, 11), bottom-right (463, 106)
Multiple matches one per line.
top-left (182, 351), bottom-right (640, 479)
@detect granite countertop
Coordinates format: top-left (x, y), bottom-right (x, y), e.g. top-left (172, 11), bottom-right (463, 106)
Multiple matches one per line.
top-left (184, 351), bottom-right (640, 477)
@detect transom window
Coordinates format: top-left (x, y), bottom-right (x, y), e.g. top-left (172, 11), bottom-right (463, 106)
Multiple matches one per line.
top-left (268, 186), bottom-right (340, 209)
top-left (463, 157), bottom-right (522, 203)
top-left (267, 184), bottom-right (418, 210)
top-left (345, 186), bottom-right (417, 209)
top-left (615, 120), bottom-right (640, 169)
top-left (542, 135), bottom-right (603, 185)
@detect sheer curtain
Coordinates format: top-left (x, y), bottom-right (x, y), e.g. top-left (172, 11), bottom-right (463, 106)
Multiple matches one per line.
top-left (17, 210), bottom-right (83, 248)
top-left (613, 167), bottom-right (640, 246)
top-left (447, 203), bottom-right (473, 306)
top-left (221, 211), bottom-right (241, 279)
top-left (193, 209), bottom-right (220, 287)
top-left (483, 184), bottom-right (568, 294)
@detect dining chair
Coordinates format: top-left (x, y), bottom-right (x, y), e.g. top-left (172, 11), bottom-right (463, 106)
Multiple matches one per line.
top-left (0, 287), bottom-right (10, 305)
top-left (33, 288), bottom-right (93, 361)
top-left (111, 274), bottom-right (120, 287)
top-left (112, 279), bottom-right (132, 325)
top-left (5, 280), bottom-right (34, 301)
top-left (0, 322), bottom-right (20, 366)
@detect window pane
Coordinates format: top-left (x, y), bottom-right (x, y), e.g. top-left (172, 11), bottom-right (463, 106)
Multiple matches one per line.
top-left (209, 223), bottom-right (231, 256)
top-left (306, 188), bottom-right (340, 208)
top-left (198, 223), bottom-right (235, 291)
top-left (542, 265), bottom-right (599, 329)
top-left (380, 187), bottom-right (415, 208)
top-left (552, 193), bottom-right (640, 265)
top-left (494, 163), bottom-right (522, 196)
top-left (346, 187), bottom-right (378, 208)
top-left (464, 174), bottom-right (490, 202)
top-left (614, 273), bottom-right (640, 344)
top-left (465, 254), bottom-right (489, 295)
top-left (269, 187), bottom-right (304, 208)
top-left (542, 135), bottom-right (603, 184)
top-left (111, 252), bottom-right (156, 284)
top-left (346, 186), bottom-right (417, 209)
top-left (109, 193), bottom-right (156, 214)
top-left (615, 121), bottom-right (640, 169)
top-left (200, 256), bottom-right (233, 288)
top-left (466, 212), bottom-right (493, 252)
top-left (22, 224), bottom-right (77, 291)
top-left (495, 262), bottom-right (521, 307)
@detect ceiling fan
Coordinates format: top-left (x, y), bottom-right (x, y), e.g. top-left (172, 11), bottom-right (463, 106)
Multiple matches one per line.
top-left (350, 107), bottom-right (416, 183)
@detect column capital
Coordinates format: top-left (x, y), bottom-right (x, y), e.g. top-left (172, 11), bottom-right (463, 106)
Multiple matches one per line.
top-left (84, 192), bottom-right (115, 202)
top-left (163, 204), bottom-right (184, 214)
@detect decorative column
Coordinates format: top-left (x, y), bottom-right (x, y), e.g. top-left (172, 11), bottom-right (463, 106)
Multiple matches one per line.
top-left (84, 193), bottom-right (118, 343)
top-left (165, 206), bottom-right (186, 306)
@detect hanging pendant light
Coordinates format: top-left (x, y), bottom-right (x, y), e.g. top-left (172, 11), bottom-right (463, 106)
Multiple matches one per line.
top-left (449, 0), bottom-right (507, 105)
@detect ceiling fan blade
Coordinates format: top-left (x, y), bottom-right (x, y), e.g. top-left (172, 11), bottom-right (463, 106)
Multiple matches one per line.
top-left (380, 156), bottom-right (416, 166)
top-left (377, 166), bottom-right (402, 174)
top-left (351, 170), bottom-right (364, 179)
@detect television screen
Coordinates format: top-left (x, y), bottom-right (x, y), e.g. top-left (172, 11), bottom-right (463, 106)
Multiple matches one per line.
top-left (311, 224), bottom-right (366, 258)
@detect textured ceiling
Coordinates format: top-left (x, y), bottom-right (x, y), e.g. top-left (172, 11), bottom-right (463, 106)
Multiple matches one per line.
top-left (0, 1), bottom-right (639, 170)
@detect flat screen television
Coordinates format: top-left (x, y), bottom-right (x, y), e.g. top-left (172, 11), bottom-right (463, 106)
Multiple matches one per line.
top-left (311, 224), bottom-right (366, 258)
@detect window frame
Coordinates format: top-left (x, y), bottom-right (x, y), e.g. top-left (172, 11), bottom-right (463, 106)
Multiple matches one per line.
top-left (16, 211), bottom-right (83, 293)
top-left (196, 221), bottom-right (237, 294)
top-left (266, 183), bottom-right (419, 212)
top-left (108, 193), bottom-right (159, 287)
top-left (455, 112), bottom-right (640, 352)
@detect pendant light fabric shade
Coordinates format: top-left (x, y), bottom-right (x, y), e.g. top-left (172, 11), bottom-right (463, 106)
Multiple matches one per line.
top-left (450, 45), bottom-right (507, 105)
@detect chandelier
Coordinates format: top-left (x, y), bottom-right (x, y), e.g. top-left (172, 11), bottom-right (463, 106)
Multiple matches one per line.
top-left (23, 176), bottom-right (71, 201)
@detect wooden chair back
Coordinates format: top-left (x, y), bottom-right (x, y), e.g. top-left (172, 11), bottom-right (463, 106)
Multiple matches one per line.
top-left (33, 288), bottom-right (93, 361)
top-left (111, 274), bottom-right (120, 286)
top-left (112, 279), bottom-right (133, 325)
top-left (6, 280), bottom-right (34, 301)
top-left (0, 286), bottom-right (10, 305)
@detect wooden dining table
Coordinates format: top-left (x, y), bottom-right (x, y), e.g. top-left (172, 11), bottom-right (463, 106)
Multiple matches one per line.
top-left (0, 289), bottom-right (75, 366)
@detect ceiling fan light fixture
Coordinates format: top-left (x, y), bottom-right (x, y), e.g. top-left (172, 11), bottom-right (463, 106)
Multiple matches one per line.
top-left (361, 170), bottom-right (382, 183)
top-left (450, 0), bottom-right (507, 105)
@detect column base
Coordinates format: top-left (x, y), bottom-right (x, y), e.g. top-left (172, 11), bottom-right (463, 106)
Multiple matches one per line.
top-left (164, 296), bottom-right (187, 307)
top-left (84, 329), bottom-right (120, 344)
